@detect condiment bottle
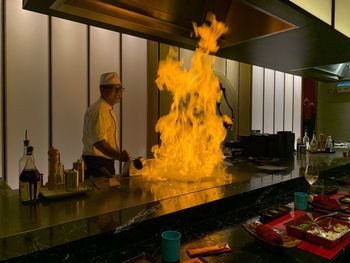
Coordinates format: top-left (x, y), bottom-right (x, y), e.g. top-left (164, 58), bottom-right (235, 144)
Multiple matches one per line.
top-left (48, 147), bottom-right (59, 190)
top-left (296, 137), bottom-right (302, 153)
top-left (325, 136), bottom-right (334, 153)
top-left (19, 146), bottom-right (41, 204)
top-left (48, 147), bottom-right (65, 190)
top-left (302, 129), bottom-right (310, 150)
top-left (318, 133), bottom-right (326, 151)
top-left (309, 131), bottom-right (318, 153)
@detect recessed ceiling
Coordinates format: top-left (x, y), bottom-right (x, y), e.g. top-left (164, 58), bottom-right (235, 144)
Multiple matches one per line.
top-left (23, 0), bottom-right (350, 82)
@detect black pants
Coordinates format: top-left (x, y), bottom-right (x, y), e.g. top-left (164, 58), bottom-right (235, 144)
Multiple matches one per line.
top-left (83, 155), bottom-right (115, 177)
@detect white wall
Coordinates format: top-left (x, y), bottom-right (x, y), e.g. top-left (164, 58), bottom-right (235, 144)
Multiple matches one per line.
top-left (6, 0), bottom-right (49, 187)
top-left (51, 17), bottom-right (87, 171)
top-left (121, 35), bottom-right (147, 158)
top-left (317, 81), bottom-right (350, 141)
top-left (251, 67), bottom-right (302, 141)
top-left (274, 71), bottom-right (285, 132)
top-left (252, 66), bottom-right (264, 132)
top-left (264, 69), bottom-right (275, 134)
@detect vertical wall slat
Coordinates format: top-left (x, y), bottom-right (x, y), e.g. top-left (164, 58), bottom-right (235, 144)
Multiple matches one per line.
top-left (293, 76), bottom-right (302, 141)
top-left (274, 71), bottom-right (285, 132)
top-left (51, 17), bottom-right (87, 169)
top-left (263, 68), bottom-right (275, 133)
top-left (0, 0), bottom-right (3, 180)
top-left (121, 34), bottom-right (147, 158)
top-left (212, 55), bottom-right (226, 74)
top-left (159, 44), bottom-right (175, 118)
top-left (6, 0), bottom-right (49, 188)
top-left (180, 48), bottom-right (194, 71)
top-left (146, 40), bottom-right (159, 158)
top-left (251, 65), bottom-right (264, 132)
top-left (226, 60), bottom-right (239, 140)
top-left (239, 63), bottom-right (252, 136)
top-left (284, 73), bottom-right (294, 131)
top-left (89, 27), bottom-right (120, 105)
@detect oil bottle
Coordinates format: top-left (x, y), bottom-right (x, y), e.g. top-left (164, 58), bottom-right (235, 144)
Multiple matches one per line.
top-left (19, 146), bottom-right (41, 204)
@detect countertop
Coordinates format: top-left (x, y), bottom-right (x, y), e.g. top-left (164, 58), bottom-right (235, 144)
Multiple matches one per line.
top-left (1, 151), bottom-right (350, 262)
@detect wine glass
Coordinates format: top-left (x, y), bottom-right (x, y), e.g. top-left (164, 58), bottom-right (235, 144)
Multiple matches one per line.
top-left (304, 162), bottom-right (319, 194)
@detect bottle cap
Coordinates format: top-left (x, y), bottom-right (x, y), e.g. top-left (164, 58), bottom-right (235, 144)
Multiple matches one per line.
top-left (27, 146), bottom-right (33, 154)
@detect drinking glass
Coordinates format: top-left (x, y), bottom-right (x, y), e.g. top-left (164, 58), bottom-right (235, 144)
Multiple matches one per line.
top-left (304, 162), bottom-right (319, 194)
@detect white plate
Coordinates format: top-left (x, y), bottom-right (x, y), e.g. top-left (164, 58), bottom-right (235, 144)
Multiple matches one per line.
top-left (256, 165), bottom-right (288, 172)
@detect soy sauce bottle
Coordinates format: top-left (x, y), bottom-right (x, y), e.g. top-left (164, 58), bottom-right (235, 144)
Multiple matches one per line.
top-left (19, 146), bottom-right (40, 204)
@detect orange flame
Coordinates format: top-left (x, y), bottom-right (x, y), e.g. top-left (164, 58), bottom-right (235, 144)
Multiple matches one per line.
top-left (142, 14), bottom-right (231, 181)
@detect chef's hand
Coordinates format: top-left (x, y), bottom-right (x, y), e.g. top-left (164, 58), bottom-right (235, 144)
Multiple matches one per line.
top-left (120, 150), bottom-right (130, 162)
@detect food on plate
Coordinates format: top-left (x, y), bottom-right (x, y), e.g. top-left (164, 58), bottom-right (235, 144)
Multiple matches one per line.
top-left (307, 223), bottom-right (349, 241)
top-left (293, 222), bottom-right (312, 231)
top-left (339, 195), bottom-right (350, 204)
top-left (333, 223), bottom-right (350, 233)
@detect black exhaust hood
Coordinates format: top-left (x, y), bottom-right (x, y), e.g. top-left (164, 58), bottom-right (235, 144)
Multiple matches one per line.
top-left (23, 0), bottom-right (350, 82)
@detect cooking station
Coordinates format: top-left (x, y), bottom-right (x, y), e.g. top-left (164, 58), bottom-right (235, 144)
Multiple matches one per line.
top-left (2, 151), bottom-right (350, 262)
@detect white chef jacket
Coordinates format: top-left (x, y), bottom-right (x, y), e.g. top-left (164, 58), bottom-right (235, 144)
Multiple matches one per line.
top-left (82, 97), bottom-right (119, 159)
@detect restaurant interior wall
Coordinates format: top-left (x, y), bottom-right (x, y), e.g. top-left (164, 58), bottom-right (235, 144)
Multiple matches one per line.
top-left (317, 81), bottom-right (350, 141)
top-left (251, 66), bottom-right (302, 140)
top-left (1, 0), bottom-right (147, 188)
top-left (0, 0), bottom-right (302, 189)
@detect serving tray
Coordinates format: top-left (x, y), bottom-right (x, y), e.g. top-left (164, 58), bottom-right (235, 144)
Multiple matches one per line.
top-left (40, 185), bottom-right (89, 199)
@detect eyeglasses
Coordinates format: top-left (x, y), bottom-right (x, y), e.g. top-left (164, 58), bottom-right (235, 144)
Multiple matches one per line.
top-left (104, 86), bottom-right (124, 93)
top-left (101, 85), bottom-right (124, 95)
top-left (113, 87), bottom-right (124, 94)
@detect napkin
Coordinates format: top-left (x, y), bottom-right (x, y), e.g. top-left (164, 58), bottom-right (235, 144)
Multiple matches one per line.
top-left (255, 224), bottom-right (283, 246)
top-left (186, 243), bottom-right (232, 257)
top-left (312, 194), bottom-right (341, 210)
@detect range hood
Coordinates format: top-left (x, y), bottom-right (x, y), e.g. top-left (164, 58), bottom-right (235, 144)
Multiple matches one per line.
top-left (23, 0), bottom-right (350, 82)
top-left (293, 62), bottom-right (350, 82)
top-left (23, 0), bottom-right (295, 49)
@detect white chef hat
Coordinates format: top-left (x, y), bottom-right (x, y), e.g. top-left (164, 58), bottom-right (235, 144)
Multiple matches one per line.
top-left (100, 72), bottom-right (121, 86)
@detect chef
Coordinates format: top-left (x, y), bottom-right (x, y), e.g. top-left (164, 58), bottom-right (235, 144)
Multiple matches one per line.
top-left (82, 72), bottom-right (130, 177)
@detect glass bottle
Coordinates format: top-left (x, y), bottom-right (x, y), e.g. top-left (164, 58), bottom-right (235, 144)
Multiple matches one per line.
top-left (309, 131), bottom-right (318, 153)
top-left (19, 146), bottom-right (41, 204)
top-left (302, 129), bottom-right (310, 150)
top-left (325, 136), bottom-right (334, 153)
top-left (19, 130), bottom-right (30, 175)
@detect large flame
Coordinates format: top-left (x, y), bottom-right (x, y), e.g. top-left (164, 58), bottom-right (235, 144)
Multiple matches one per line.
top-left (142, 14), bottom-right (231, 181)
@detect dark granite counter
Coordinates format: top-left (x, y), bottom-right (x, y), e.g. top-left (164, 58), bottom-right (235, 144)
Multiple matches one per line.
top-left (1, 151), bottom-right (350, 262)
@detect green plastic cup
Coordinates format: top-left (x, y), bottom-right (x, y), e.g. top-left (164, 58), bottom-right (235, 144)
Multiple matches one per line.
top-left (161, 230), bottom-right (181, 262)
top-left (294, 192), bottom-right (308, 210)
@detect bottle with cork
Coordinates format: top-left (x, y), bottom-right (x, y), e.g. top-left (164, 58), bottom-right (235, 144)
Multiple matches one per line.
top-left (48, 147), bottom-right (65, 191)
top-left (309, 130), bottom-right (319, 153)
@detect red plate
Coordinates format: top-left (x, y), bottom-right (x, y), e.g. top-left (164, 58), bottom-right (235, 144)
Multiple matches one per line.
top-left (305, 218), bottom-right (350, 249)
top-left (284, 212), bottom-right (320, 239)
